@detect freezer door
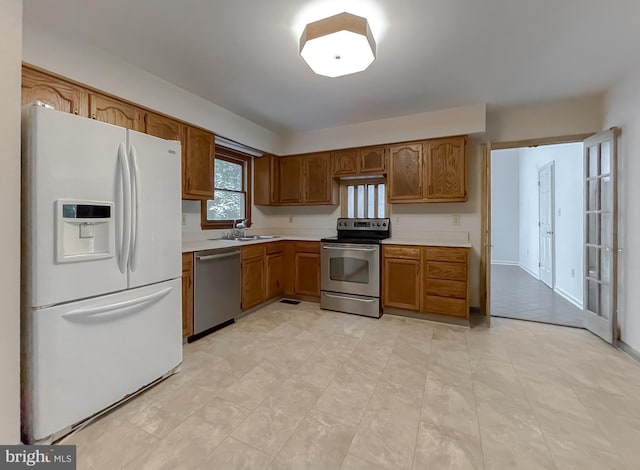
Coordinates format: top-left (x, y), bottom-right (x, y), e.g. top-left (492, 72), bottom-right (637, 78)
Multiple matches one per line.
top-left (127, 130), bottom-right (181, 288)
top-left (23, 279), bottom-right (182, 443)
top-left (24, 105), bottom-right (128, 308)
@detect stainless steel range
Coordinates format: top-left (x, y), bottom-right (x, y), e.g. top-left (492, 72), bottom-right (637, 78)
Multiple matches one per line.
top-left (320, 218), bottom-right (391, 318)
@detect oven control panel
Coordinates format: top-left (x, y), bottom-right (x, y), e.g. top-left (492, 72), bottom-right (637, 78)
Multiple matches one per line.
top-left (337, 218), bottom-right (390, 231)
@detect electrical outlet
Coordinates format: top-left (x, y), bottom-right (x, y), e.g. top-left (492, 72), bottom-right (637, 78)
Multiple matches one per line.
top-left (452, 215), bottom-right (460, 226)
top-left (181, 214), bottom-right (186, 226)
top-left (395, 217), bottom-right (400, 224)
top-left (289, 216), bottom-right (293, 223)
top-left (571, 268), bottom-right (575, 278)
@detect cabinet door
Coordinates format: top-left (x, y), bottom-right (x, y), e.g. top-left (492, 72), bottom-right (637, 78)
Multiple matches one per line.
top-left (21, 67), bottom-right (88, 116)
top-left (279, 156), bottom-right (303, 203)
top-left (89, 93), bottom-right (143, 131)
top-left (332, 149), bottom-right (359, 176)
top-left (181, 253), bottom-right (193, 338)
top-left (360, 146), bottom-right (386, 174)
top-left (388, 143), bottom-right (423, 201)
top-left (383, 257), bottom-right (420, 310)
top-left (241, 257), bottom-right (265, 310)
top-left (424, 136), bottom-right (467, 201)
top-left (304, 153), bottom-right (333, 204)
top-left (254, 155), bottom-right (280, 205)
top-left (266, 253), bottom-right (284, 299)
top-left (183, 126), bottom-right (214, 200)
top-left (294, 252), bottom-right (320, 298)
top-left (145, 112), bottom-right (184, 141)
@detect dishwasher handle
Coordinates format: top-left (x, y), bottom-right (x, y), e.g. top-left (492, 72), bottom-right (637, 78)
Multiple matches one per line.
top-left (196, 251), bottom-right (240, 261)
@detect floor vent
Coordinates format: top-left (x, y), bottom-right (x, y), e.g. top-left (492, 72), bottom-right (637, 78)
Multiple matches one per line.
top-left (279, 299), bottom-right (301, 305)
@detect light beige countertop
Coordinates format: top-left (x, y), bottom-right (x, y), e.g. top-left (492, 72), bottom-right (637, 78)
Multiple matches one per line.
top-left (382, 238), bottom-right (472, 248)
top-left (182, 235), bottom-right (322, 253)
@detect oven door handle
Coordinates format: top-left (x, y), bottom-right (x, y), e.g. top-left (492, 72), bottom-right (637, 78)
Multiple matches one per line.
top-left (322, 293), bottom-right (377, 303)
top-left (322, 246), bottom-right (378, 252)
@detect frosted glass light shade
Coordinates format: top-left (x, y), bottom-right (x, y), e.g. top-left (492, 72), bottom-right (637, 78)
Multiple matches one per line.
top-left (299, 12), bottom-right (376, 78)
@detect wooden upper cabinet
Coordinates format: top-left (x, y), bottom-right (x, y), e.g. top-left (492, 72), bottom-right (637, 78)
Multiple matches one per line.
top-left (360, 146), bottom-right (386, 174)
top-left (145, 112), bottom-right (184, 142)
top-left (254, 155), bottom-right (280, 206)
top-left (89, 93), bottom-right (143, 131)
top-left (21, 66), bottom-right (88, 116)
top-left (388, 143), bottom-right (423, 202)
top-left (332, 149), bottom-right (359, 176)
top-left (279, 156), bottom-right (303, 203)
top-left (183, 126), bottom-right (214, 200)
top-left (424, 136), bottom-right (467, 201)
top-left (304, 153), bottom-right (333, 204)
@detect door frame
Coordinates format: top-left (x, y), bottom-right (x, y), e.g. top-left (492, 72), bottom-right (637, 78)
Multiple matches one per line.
top-left (537, 161), bottom-right (555, 288)
top-left (480, 133), bottom-right (593, 326)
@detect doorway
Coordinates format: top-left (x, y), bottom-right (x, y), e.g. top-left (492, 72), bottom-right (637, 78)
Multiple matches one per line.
top-left (489, 142), bottom-right (584, 328)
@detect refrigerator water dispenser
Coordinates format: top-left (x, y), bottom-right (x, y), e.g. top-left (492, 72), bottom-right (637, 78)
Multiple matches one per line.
top-left (55, 200), bottom-right (115, 263)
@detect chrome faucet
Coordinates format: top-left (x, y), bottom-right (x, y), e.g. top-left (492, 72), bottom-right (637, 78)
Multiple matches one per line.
top-left (233, 218), bottom-right (247, 238)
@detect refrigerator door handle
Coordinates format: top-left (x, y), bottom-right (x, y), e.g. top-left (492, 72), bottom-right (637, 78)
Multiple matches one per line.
top-left (62, 286), bottom-right (173, 321)
top-left (128, 144), bottom-right (141, 272)
top-left (118, 142), bottom-right (132, 273)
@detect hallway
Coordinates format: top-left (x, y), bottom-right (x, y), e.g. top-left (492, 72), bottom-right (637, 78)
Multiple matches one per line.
top-left (491, 264), bottom-right (584, 328)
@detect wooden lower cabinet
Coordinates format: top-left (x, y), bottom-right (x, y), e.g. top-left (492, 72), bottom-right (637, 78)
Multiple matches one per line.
top-left (383, 257), bottom-right (421, 310)
top-left (383, 244), bottom-right (470, 319)
top-left (293, 242), bottom-right (320, 299)
top-left (241, 246), bottom-right (266, 311)
top-left (266, 243), bottom-right (285, 300)
top-left (181, 253), bottom-right (193, 338)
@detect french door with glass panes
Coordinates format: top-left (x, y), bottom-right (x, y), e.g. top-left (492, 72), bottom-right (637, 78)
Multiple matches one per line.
top-left (584, 129), bottom-right (618, 343)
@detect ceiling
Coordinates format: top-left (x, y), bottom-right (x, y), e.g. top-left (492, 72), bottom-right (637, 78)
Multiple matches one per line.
top-left (23, 0), bottom-right (640, 134)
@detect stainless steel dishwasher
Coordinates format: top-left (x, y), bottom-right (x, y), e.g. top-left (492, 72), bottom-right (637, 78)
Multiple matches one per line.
top-left (192, 247), bottom-right (241, 340)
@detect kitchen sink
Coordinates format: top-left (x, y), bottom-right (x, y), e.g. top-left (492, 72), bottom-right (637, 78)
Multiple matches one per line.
top-left (235, 235), bottom-right (279, 241)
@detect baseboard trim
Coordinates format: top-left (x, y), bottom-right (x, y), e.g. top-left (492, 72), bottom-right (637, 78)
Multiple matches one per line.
top-left (553, 286), bottom-right (583, 309)
top-left (518, 263), bottom-right (540, 280)
top-left (491, 260), bottom-right (519, 266)
top-left (618, 341), bottom-right (640, 363)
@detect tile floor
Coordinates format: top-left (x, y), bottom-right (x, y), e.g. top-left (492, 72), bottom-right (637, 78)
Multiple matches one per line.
top-left (491, 264), bottom-right (584, 327)
top-left (60, 301), bottom-right (640, 469)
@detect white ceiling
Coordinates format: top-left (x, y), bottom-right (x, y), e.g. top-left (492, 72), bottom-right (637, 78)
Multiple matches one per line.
top-left (23, 0), bottom-right (640, 134)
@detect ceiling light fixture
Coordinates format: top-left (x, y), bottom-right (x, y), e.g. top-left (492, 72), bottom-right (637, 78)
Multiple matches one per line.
top-left (299, 12), bottom-right (376, 78)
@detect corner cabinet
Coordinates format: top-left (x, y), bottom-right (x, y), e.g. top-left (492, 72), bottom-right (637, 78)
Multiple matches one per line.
top-left (182, 253), bottom-right (193, 338)
top-left (183, 126), bottom-right (214, 200)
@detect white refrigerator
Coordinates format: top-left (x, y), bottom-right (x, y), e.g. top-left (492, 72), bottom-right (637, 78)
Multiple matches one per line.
top-left (21, 104), bottom-right (183, 444)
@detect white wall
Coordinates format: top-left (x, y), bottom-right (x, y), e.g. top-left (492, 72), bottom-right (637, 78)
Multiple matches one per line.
top-left (487, 94), bottom-right (603, 143)
top-left (491, 149), bottom-right (520, 264)
top-left (22, 27), bottom-right (284, 155)
top-left (603, 62), bottom-right (640, 352)
top-left (517, 143), bottom-right (584, 306)
top-left (0, 0), bottom-right (22, 444)
top-left (282, 105), bottom-right (486, 155)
